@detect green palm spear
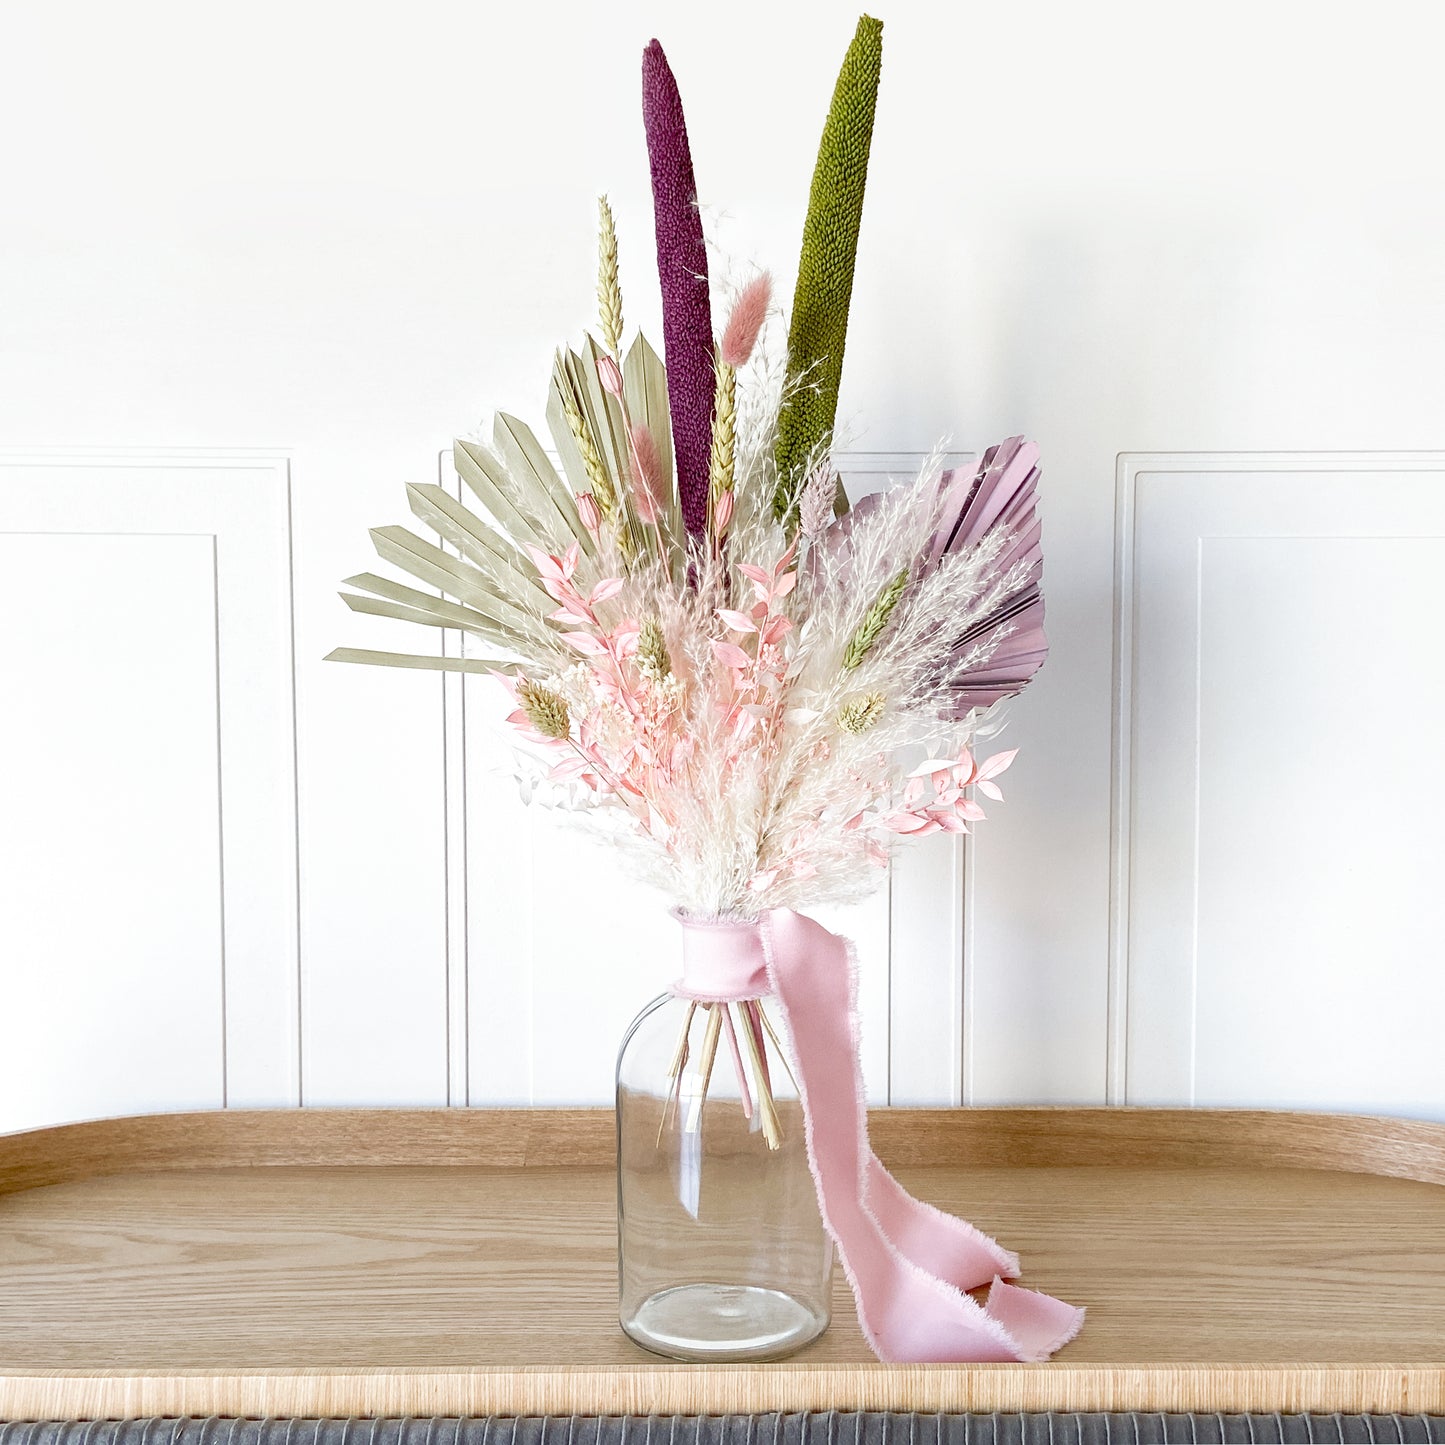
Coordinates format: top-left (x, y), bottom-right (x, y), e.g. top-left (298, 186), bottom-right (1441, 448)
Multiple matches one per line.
top-left (773, 15), bottom-right (885, 520)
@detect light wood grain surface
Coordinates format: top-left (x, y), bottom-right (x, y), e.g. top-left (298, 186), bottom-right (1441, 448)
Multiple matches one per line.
top-left (0, 1107), bottom-right (1442, 1417)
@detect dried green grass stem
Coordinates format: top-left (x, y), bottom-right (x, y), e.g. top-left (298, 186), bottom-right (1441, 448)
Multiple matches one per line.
top-left (842, 568), bottom-right (907, 670)
top-left (597, 196), bottom-right (624, 356)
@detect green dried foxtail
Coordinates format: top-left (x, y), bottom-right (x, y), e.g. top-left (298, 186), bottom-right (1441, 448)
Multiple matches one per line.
top-left (557, 381), bottom-right (617, 522)
top-left (708, 362), bottom-right (737, 511)
top-left (774, 15), bottom-right (884, 519)
top-left (597, 196), bottom-right (624, 357)
top-left (842, 569), bottom-right (907, 671)
top-left (837, 690), bottom-right (886, 733)
top-left (517, 679), bottom-right (572, 740)
top-left (637, 617), bottom-right (672, 678)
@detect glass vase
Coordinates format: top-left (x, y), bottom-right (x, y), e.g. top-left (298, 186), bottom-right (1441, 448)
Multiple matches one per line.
top-left (616, 979), bottom-right (833, 1360)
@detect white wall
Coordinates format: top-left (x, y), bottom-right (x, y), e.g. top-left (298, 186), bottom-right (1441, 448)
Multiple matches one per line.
top-left (2, 0), bottom-right (1444, 1128)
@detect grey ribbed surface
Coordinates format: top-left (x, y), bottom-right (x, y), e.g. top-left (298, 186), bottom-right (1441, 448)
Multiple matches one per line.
top-left (1, 1417), bottom-right (1443, 1445)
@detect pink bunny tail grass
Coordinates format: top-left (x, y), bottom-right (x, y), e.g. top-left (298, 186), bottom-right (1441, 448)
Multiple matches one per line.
top-left (719, 272), bottom-right (773, 369)
top-left (630, 422), bottom-right (665, 524)
top-left (642, 38), bottom-right (714, 539)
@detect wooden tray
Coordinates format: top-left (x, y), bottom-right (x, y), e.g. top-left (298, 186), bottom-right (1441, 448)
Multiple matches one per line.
top-left (1, 1107), bottom-right (1443, 1419)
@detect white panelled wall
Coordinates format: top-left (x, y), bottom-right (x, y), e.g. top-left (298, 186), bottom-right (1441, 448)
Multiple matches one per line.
top-left (0, 452), bottom-right (299, 1130)
top-left (2, 1), bottom-right (1445, 1130)
top-left (1115, 454), bottom-right (1445, 1118)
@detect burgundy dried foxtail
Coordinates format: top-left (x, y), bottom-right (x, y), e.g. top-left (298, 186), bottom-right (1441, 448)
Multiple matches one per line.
top-left (642, 38), bottom-right (714, 539)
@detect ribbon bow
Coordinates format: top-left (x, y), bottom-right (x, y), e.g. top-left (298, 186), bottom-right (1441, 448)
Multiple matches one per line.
top-left (675, 908), bottom-right (1083, 1363)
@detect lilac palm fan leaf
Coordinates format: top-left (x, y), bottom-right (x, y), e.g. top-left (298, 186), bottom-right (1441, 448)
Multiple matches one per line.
top-left (642, 39), bottom-right (714, 540)
top-left (930, 436), bottom-right (1048, 717)
top-left (818, 438), bottom-right (1048, 713)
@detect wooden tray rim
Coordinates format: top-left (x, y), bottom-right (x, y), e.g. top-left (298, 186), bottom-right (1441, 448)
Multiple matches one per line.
top-left (3, 1364), bottom-right (1445, 1420)
top-left (3, 1106), bottom-right (1444, 1419)
top-left (5, 1104), bottom-right (1445, 1196)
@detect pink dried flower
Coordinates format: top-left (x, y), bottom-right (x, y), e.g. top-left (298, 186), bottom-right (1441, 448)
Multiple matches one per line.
top-left (596, 353), bottom-right (625, 397)
top-left (717, 607), bottom-right (756, 633)
top-left (525, 542), bottom-right (580, 584)
top-left (719, 273), bottom-right (772, 369)
top-left (712, 487), bottom-right (734, 536)
top-left (577, 491), bottom-right (603, 534)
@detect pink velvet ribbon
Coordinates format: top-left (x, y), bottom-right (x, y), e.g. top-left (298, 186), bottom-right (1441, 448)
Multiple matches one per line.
top-left (675, 908), bottom-right (1084, 1363)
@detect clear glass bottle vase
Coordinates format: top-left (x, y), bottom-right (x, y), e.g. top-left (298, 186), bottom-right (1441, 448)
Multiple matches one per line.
top-left (616, 986), bottom-right (833, 1360)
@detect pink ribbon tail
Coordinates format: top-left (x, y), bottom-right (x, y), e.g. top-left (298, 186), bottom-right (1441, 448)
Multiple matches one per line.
top-left (761, 907), bottom-right (1084, 1363)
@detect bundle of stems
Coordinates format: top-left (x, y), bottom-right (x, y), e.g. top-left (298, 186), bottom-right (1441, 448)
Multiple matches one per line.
top-left (660, 997), bottom-right (795, 1149)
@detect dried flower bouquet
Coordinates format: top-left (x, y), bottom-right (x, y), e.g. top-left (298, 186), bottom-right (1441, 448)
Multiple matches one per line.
top-left (328, 16), bottom-right (1048, 1144)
